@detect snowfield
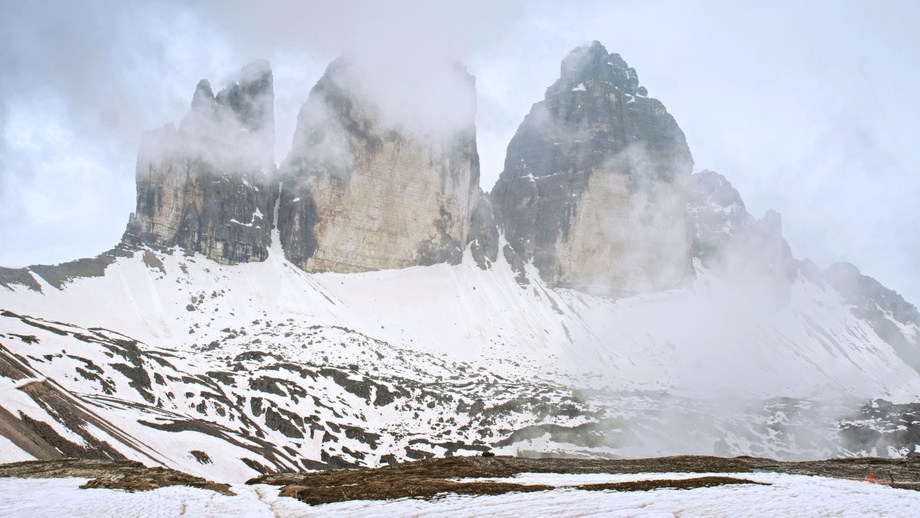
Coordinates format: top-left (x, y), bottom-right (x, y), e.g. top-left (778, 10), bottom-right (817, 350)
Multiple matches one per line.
top-left (2, 472), bottom-right (920, 517)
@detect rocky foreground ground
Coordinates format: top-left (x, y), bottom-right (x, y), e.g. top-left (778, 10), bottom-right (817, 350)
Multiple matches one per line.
top-left (3, 455), bottom-right (920, 506)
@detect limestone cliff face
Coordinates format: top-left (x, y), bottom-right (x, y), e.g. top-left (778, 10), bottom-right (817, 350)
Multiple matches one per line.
top-left (276, 57), bottom-right (479, 273)
top-left (491, 41), bottom-right (694, 295)
top-left (122, 61), bottom-right (275, 264)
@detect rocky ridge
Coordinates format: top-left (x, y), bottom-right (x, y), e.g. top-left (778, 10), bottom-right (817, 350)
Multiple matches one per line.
top-left (686, 170), bottom-right (796, 304)
top-left (822, 262), bottom-right (920, 372)
top-left (686, 170), bottom-right (920, 367)
top-left (116, 42), bottom-right (697, 290)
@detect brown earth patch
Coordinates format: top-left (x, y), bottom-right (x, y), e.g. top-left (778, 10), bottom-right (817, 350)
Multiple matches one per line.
top-left (250, 454), bottom-right (920, 505)
top-left (0, 459), bottom-right (232, 495)
top-left (279, 479), bottom-right (554, 505)
top-left (5, 454), bottom-right (920, 506)
top-left (578, 476), bottom-right (768, 492)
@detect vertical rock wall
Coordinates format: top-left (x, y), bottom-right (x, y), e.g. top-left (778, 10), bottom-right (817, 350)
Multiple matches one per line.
top-left (492, 41), bottom-right (694, 295)
top-left (123, 62), bottom-right (275, 264)
top-left (276, 58), bottom-right (480, 273)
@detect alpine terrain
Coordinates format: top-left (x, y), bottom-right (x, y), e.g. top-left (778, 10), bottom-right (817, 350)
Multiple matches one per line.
top-left (2, 41), bottom-right (920, 486)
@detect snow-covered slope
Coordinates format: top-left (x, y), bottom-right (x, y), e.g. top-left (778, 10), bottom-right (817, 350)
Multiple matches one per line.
top-left (2, 236), bottom-right (920, 481)
top-left (5, 471), bottom-right (920, 517)
top-left (5, 240), bottom-right (920, 399)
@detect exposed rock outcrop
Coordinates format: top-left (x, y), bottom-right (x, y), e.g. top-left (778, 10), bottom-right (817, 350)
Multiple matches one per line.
top-left (468, 188), bottom-right (500, 269)
top-left (686, 170), bottom-right (796, 303)
top-left (122, 61), bottom-right (275, 264)
top-left (0, 246), bottom-right (135, 292)
top-left (686, 170), bottom-right (754, 263)
top-left (687, 171), bottom-right (795, 278)
top-left (275, 57), bottom-right (479, 273)
top-left (491, 41), bottom-right (693, 296)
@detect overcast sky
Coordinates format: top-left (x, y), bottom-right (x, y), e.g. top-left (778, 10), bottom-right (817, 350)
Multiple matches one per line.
top-left (1, 0), bottom-right (918, 305)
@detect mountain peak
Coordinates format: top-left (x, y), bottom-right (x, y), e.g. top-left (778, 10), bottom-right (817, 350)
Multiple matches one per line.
top-left (492, 41), bottom-right (693, 295)
top-left (214, 60), bottom-right (273, 134)
top-left (122, 61), bottom-right (275, 264)
top-left (274, 54), bottom-right (481, 273)
top-left (6, 47), bottom-right (920, 484)
top-left (240, 59), bottom-right (271, 81)
top-left (549, 41), bottom-right (642, 98)
top-left (190, 79), bottom-right (215, 111)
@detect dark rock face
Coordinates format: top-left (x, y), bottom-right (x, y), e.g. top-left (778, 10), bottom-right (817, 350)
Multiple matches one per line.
top-left (686, 170), bottom-right (755, 263)
top-left (839, 400), bottom-right (920, 457)
top-left (122, 61), bottom-right (275, 264)
top-left (468, 189), bottom-right (500, 269)
top-left (491, 41), bottom-right (693, 295)
top-left (275, 57), bottom-right (479, 273)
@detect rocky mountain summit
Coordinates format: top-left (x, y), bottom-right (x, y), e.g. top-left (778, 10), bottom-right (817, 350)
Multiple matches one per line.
top-left (115, 42), bottom-right (696, 292)
top-left (687, 170), bottom-right (794, 278)
top-left (491, 41), bottom-right (694, 295)
top-left (275, 57), bottom-right (481, 273)
top-left (122, 61), bottom-right (275, 264)
top-left (114, 42), bottom-right (698, 291)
